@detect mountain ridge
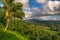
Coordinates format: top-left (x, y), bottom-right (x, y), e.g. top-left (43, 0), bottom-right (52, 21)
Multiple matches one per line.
top-left (24, 19), bottom-right (60, 24)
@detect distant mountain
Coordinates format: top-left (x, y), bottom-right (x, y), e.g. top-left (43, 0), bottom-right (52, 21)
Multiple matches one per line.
top-left (24, 19), bottom-right (60, 24)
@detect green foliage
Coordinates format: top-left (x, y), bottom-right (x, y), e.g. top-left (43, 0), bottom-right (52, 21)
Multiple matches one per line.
top-left (0, 30), bottom-right (28, 40)
top-left (1, 0), bottom-right (25, 19)
top-left (6, 30), bottom-right (28, 40)
top-left (7, 20), bottom-right (60, 40)
top-left (0, 11), bottom-right (60, 40)
top-left (0, 30), bottom-right (19, 40)
top-left (0, 18), bottom-right (60, 40)
top-left (0, 8), bottom-right (6, 25)
top-left (0, 0), bottom-right (25, 31)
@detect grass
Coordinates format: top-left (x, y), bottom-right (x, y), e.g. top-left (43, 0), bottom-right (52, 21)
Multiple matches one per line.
top-left (0, 20), bottom-right (60, 40)
top-left (0, 30), bottom-right (28, 40)
top-left (6, 30), bottom-right (28, 40)
top-left (0, 30), bottom-right (19, 40)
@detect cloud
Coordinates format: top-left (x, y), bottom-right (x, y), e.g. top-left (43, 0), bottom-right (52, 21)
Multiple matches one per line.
top-left (15, 0), bottom-right (30, 10)
top-left (15, 0), bottom-right (60, 20)
top-left (30, 7), bottom-right (42, 17)
top-left (31, 1), bottom-right (60, 20)
top-left (24, 11), bottom-right (32, 18)
top-left (48, 1), bottom-right (60, 11)
top-left (36, 0), bottom-right (48, 3)
top-left (32, 1), bottom-right (60, 15)
top-left (39, 16), bottom-right (60, 20)
top-left (15, 0), bottom-right (28, 4)
top-left (39, 16), bottom-right (50, 20)
top-left (15, 0), bottom-right (31, 18)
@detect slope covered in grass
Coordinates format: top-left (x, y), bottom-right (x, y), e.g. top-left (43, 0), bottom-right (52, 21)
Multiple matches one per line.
top-left (8, 20), bottom-right (60, 40)
top-left (0, 30), bottom-right (19, 40)
top-left (0, 30), bottom-right (28, 40)
top-left (6, 30), bottom-right (28, 40)
top-left (0, 20), bottom-right (60, 40)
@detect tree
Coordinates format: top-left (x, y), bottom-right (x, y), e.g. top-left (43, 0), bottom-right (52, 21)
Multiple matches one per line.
top-left (1, 0), bottom-right (25, 31)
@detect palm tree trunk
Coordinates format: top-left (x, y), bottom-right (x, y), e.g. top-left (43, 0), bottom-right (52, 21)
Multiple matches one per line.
top-left (4, 11), bottom-right (10, 31)
top-left (4, 18), bottom-right (10, 31)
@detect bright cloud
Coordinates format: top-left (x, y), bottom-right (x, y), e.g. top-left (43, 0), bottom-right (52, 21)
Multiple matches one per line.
top-left (24, 11), bottom-right (32, 18)
top-left (48, 1), bottom-right (60, 11)
top-left (39, 16), bottom-right (50, 20)
top-left (15, 0), bottom-right (28, 4)
top-left (36, 0), bottom-right (48, 3)
top-left (39, 16), bottom-right (58, 20)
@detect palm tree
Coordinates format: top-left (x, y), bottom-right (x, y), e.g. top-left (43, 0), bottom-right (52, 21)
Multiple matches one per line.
top-left (1, 0), bottom-right (25, 31)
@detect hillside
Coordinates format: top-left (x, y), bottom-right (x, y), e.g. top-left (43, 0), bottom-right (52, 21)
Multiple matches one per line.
top-left (24, 19), bottom-right (60, 24)
top-left (0, 19), bottom-right (60, 40)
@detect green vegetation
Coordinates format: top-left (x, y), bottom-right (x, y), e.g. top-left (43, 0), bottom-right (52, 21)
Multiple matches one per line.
top-left (0, 30), bottom-right (28, 40)
top-left (0, 19), bottom-right (60, 40)
top-left (1, 0), bottom-right (25, 31)
top-left (0, 30), bottom-right (19, 40)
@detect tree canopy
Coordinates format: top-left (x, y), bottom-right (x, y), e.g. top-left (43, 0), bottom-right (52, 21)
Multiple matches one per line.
top-left (0, 0), bottom-right (25, 31)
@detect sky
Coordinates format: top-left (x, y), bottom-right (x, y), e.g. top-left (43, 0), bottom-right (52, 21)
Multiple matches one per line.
top-left (0, 1), bottom-right (3, 7)
top-left (0, 0), bottom-right (60, 20)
